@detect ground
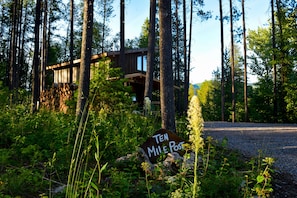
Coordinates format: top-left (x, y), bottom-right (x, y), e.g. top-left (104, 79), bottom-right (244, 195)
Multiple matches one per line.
top-left (204, 122), bottom-right (297, 197)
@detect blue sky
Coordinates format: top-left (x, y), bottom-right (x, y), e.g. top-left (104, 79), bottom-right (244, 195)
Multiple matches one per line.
top-left (109, 0), bottom-right (271, 83)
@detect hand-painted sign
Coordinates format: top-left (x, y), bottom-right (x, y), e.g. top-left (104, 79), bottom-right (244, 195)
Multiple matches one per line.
top-left (140, 129), bottom-right (185, 163)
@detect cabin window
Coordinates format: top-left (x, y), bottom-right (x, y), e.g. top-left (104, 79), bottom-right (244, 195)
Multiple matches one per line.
top-left (143, 56), bottom-right (147, 72)
top-left (137, 56), bottom-right (142, 71)
top-left (137, 55), bottom-right (147, 72)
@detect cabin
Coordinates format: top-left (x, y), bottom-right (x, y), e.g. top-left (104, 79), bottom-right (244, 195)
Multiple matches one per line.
top-left (46, 48), bottom-right (160, 106)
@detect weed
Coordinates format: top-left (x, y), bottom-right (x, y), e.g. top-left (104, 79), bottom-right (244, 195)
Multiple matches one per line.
top-left (252, 157), bottom-right (274, 197)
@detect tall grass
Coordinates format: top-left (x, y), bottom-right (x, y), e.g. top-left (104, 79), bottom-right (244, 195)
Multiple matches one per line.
top-left (66, 100), bottom-right (91, 197)
top-left (65, 91), bottom-right (160, 197)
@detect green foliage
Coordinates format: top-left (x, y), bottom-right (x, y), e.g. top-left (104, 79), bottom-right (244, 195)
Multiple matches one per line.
top-left (0, 82), bottom-right (9, 109)
top-left (247, 27), bottom-right (273, 77)
top-left (246, 3), bottom-right (297, 122)
top-left (0, 62), bottom-right (8, 83)
top-left (188, 84), bottom-right (196, 101)
top-left (138, 18), bottom-right (149, 48)
top-left (1, 167), bottom-right (45, 196)
top-left (252, 157), bottom-right (274, 197)
top-left (0, 84), bottom-right (275, 197)
top-left (90, 58), bottom-right (134, 113)
top-left (66, 91), bottom-right (160, 197)
top-left (249, 78), bottom-right (274, 122)
top-left (284, 82), bottom-right (297, 121)
top-left (204, 7), bottom-right (297, 122)
top-left (0, 103), bottom-right (76, 196)
top-left (242, 153), bottom-right (275, 198)
top-left (197, 80), bottom-right (221, 121)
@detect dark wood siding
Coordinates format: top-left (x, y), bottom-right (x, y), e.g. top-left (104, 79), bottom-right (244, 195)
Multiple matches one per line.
top-left (46, 48), bottom-right (148, 84)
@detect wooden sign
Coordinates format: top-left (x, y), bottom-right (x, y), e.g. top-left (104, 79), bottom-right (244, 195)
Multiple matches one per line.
top-left (140, 129), bottom-right (185, 163)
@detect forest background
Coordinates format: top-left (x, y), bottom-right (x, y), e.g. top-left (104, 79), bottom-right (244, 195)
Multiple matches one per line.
top-left (1, 0), bottom-right (296, 122)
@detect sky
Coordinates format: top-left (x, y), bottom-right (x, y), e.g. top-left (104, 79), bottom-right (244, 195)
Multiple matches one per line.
top-left (109, 0), bottom-right (272, 84)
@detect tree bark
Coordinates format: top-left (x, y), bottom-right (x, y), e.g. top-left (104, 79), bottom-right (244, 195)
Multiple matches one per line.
top-left (31, 0), bottom-right (42, 113)
top-left (144, 0), bottom-right (156, 100)
top-left (219, 0), bottom-right (225, 121)
top-left (159, 0), bottom-right (176, 132)
top-left (76, 0), bottom-right (94, 120)
top-left (9, 0), bottom-right (19, 91)
top-left (41, 0), bottom-right (48, 92)
top-left (229, 0), bottom-right (236, 122)
top-left (271, 0), bottom-right (277, 122)
top-left (120, 0), bottom-right (125, 73)
top-left (185, 0), bottom-right (193, 114)
top-left (19, 0), bottom-right (29, 88)
top-left (101, 0), bottom-right (106, 53)
top-left (242, 0), bottom-right (248, 122)
top-left (276, 0), bottom-right (287, 122)
top-left (70, 0), bottom-right (74, 84)
top-left (175, 0), bottom-right (181, 114)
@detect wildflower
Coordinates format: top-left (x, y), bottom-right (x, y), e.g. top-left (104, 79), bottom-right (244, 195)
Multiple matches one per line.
top-left (263, 157), bottom-right (274, 166)
top-left (187, 95), bottom-right (204, 198)
top-left (187, 95), bottom-right (204, 152)
top-left (144, 97), bottom-right (152, 116)
top-left (141, 162), bottom-right (151, 173)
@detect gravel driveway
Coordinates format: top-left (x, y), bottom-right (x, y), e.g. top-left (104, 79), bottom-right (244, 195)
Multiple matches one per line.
top-left (204, 122), bottom-right (297, 184)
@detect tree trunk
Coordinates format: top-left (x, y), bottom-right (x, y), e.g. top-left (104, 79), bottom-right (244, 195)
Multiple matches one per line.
top-left (178, 0), bottom-right (185, 114)
top-left (19, 0), bottom-right (29, 88)
top-left (120, 0), bottom-right (125, 73)
top-left (41, 0), bottom-right (48, 92)
top-left (159, 0), bottom-right (176, 132)
top-left (185, 0), bottom-right (193, 113)
top-left (144, 0), bottom-right (156, 100)
top-left (229, 0), bottom-right (236, 122)
top-left (175, 0), bottom-right (181, 114)
top-left (31, 0), bottom-right (42, 113)
top-left (219, 0), bottom-right (225, 121)
top-left (76, 0), bottom-right (94, 120)
top-left (70, 0), bottom-right (74, 84)
top-left (276, 0), bottom-right (287, 122)
top-left (242, 0), bottom-right (248, 122)
top-left (9, 0), bottom-right (19, 91)
top-left (17, 0), bottom-right (22, 88)
top-left (271, 0), bottom-right (277, 122)
top-left (101, 0), bottom-right (106, 53)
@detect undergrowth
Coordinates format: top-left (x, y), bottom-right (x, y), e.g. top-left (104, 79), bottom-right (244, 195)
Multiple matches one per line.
top-left (0, 105), bottom-right (274, 197)
top-left (0, 75), bottom-right (274, 197)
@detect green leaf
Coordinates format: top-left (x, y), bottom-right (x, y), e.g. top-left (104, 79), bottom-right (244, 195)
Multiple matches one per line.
top-left (256, 175), bottom-right (265, 183)
top-left (100, 162), bottom-right (108, 172)
top-left (90, 182), bottom-right (99, 191)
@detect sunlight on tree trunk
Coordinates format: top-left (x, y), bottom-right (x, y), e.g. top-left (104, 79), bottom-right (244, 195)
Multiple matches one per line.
top-left (76, 0), bottom-right (94, 120)
top-left (242, 0), bottom-right (248, 122)
top-left (31, 0), bottom-right (41, 113)
top-left (271, 0), bottom-right (277, 122)
top-left (219, 0), bottom-right (225, 121)
top-left (229, 0), bottom-right (235, 122)
top-left (159, 0), bottom-right (176, 132)
top-left (70, 0), bottom-right (74, 84)
top-left (144, 0), bottom-right (156, 100)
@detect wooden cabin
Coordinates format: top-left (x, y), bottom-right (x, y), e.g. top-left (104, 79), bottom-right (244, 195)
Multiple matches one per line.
top-left (46, 48), bottom-right (160, 105)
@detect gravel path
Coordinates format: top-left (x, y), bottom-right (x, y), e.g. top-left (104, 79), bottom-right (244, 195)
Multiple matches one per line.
top-left (204, 122), bottom-right (297, 187)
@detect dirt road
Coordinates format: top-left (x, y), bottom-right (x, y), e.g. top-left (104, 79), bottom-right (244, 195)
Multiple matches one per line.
top-left (204, 122), bottom-right (297, 196)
